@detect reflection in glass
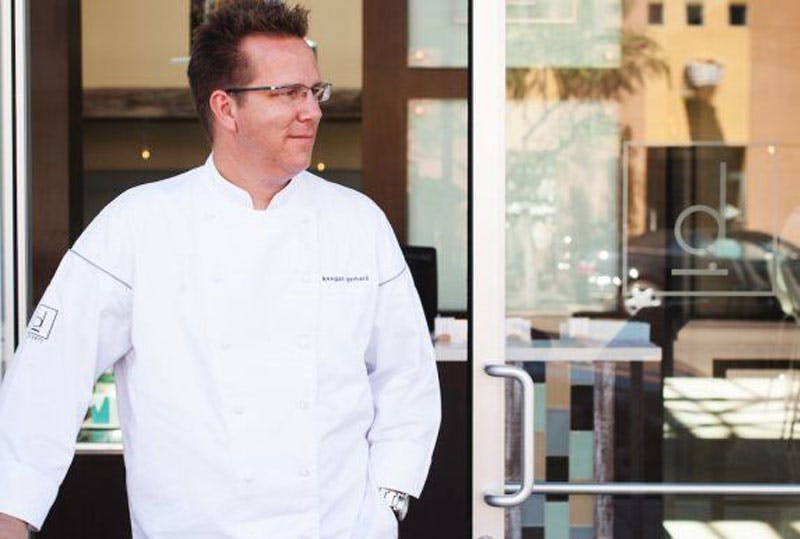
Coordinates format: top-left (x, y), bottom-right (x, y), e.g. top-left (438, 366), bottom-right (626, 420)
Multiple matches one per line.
top-left (507, 0), bottom-right (621, 68)
top-left (503, 0), bottom-right (800, 537)
top-left (407, 0), bottom-right (468, 68)
top-left (407, 99), bottom-right (467, 311)
top-left (506, 101), bottom-right (619, 313)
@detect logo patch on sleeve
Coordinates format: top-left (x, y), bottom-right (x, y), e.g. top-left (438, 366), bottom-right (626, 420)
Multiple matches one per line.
top-left (28, 304), bottom-right (58, 341)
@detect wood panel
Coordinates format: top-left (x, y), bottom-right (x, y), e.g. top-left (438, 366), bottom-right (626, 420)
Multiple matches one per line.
top-left (29, 0), bottom-right (83, 304)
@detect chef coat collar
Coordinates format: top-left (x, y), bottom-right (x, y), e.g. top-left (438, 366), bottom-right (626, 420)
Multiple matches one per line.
top-left (204, 154), bottom-right (301, 211)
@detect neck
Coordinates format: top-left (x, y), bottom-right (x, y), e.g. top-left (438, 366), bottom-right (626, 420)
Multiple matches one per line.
top-left (211, 146), bottom-right (292, 210)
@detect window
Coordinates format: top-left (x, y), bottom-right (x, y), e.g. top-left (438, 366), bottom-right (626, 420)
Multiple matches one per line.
top-left (687, 3), bottom-right (703, 25)
top-left (648, 2), bottom-right (664, 25)
top-left (729, 3), bottom-right (747, 26)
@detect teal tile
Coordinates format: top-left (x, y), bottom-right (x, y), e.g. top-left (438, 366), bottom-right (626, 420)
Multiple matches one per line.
top-left (534, 383), bottom-right (547, 432)
top-left (521, 494), bottom-right (545, 527)
top-left (569, 431), bottom-right (594, 480)
top-left (546, 410), bottom-right (569, 456)
top-left (544, 501), bottom-right (569, 539)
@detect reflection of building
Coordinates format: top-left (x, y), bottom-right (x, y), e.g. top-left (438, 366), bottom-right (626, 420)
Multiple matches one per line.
top-left (633, 1), bottom-right (800, 243)
top-left (642, 0), bottom-right (749, 142)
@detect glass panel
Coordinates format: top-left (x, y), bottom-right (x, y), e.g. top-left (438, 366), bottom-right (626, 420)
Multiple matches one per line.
top-left (507, 0), bottom-right (622, 68)
top-left (407, 99), bottom-right (468, 311)
top-left (664, 511), bottom-right (800, 538)
top-left (687, 3), bottom-right (704, 25)
top-left (649, 2), bottom-right (665, 25)
top-left (506, 100), bottom-right (619, 313)
top-left (407, 0), bottom-right (468, 68)
top-left (502, 0), bottom-right (800, 536)
top-left (729, 4), bottom-right (747, 26)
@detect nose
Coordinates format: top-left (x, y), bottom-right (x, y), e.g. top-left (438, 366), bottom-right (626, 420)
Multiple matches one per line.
top-left (297, 91), bottom-right (322, 123)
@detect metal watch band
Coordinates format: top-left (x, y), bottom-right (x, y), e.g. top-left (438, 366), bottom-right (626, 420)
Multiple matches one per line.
top-left (378, 487), bottom-right (410, 522)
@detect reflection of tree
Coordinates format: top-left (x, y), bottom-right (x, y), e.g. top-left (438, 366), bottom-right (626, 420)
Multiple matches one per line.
top-left (504, 0), bottom-right (670, 312)
top-left (506, 106), bottom-right (618, 312)
top-left (507, 0), bottom-right (669, 101)
top-left (507, 32), bottom-right (670, 101)
top-left (408, 103), bottom-right (468, 311)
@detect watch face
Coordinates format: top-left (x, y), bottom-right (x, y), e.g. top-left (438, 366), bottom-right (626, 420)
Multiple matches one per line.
top-left (380, 488), bottom-right (410, 521)
top-left (396, 498), bottom-right (409, 521)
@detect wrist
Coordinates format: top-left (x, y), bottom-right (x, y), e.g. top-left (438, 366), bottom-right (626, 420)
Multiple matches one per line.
top-left (0, 513), bottom-right (28, 539)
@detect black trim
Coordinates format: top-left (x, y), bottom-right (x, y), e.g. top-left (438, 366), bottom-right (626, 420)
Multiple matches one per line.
top-left (466, 0), bottom-right (474, 534)
top-left (379, 265), bottom-right (407, 287)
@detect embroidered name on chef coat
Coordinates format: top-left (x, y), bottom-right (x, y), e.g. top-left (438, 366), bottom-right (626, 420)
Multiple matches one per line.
top-left (322, 275), bottom-right (370, 283)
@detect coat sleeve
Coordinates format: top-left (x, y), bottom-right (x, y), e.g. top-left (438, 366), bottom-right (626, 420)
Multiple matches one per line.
top-left (364, 209), bottom-right (441, 498)
top-left (0, 195), bottom-right (135, 530)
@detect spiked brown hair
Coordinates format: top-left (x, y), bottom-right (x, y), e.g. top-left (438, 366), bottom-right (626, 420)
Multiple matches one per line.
top-left (187, 0), bottom-right (310, 140)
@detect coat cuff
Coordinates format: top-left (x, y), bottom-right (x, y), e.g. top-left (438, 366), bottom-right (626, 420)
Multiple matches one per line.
top-left (0, 458), bottom-right (59, 531)
top-left (368, 440), bottom-right (432, 498)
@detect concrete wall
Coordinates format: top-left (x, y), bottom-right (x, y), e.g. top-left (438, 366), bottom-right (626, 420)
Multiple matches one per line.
top-left (643, 0), bottom-right (750, 143)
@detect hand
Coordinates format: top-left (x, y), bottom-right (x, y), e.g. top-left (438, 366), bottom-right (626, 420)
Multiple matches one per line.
top-left (0, 513), bottom-right (27, 539)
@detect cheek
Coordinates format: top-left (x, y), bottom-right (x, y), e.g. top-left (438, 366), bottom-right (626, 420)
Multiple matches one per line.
top-left (240, 114), bottom-right (288, 144)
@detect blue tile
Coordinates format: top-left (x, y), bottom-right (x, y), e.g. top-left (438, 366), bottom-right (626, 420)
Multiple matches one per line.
top-left (546, 410), bottom-right (569, 456)
top-left (534, 384), bottom-right (547, 432)
top-left (570, 362), bottom-right (594, 386)
top-left (570, 527), bottom-right (594, 539)
top-left (521, 494), bottom-right (545, 527)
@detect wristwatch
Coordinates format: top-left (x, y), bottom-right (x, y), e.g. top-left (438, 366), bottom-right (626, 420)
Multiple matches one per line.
top-left (378, 487), bottom-right (410, 522)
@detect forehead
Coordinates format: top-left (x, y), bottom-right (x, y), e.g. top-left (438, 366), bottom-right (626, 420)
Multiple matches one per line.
top-left (239, 34), bottom-right (320, 83)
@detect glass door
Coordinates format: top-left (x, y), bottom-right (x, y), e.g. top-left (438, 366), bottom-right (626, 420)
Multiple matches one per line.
top-left (473, 1), bottom-right (800, 537)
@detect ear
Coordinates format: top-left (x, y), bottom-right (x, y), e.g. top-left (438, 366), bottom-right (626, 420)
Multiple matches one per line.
top-left (208, 89), bottom-right (239, 136)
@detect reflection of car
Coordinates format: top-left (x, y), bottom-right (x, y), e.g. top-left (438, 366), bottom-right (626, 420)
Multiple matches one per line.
top-left (624, 229), bottom-right (800, 319)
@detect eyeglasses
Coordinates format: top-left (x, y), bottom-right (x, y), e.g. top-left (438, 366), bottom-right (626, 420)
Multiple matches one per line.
top-left (224, 82), bottom-right (332, 104)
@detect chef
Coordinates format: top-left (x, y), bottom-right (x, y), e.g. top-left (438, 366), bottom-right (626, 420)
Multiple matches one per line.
top-left (0, 1), bottom-right (441, 538)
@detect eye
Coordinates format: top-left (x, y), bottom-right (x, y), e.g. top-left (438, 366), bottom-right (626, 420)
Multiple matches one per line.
top-left (271, 85), bottom-right (302, 100)
top-left (286, 86), bottom-right (304, 99)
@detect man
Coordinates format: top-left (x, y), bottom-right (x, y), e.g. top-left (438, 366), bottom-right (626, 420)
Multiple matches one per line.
top-left (0, 1), bottom-right (441, 537)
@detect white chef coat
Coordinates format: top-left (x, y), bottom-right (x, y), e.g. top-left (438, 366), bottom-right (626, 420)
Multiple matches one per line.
top-left (0, 155), bottom-right (441, 538)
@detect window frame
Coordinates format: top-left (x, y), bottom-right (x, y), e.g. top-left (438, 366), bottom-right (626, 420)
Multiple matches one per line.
top-left (648, 2), bottom-right (665, 25)
top-left (686, 2), bottom-right (704, 26)
top-left (729, 3), bottom-right (747, 26)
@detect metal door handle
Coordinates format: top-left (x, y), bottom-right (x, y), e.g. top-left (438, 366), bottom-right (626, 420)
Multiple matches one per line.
top-left (483, 364), bottom-right (534, 507)
top-left (484, 364), bottom-right (800, 501)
